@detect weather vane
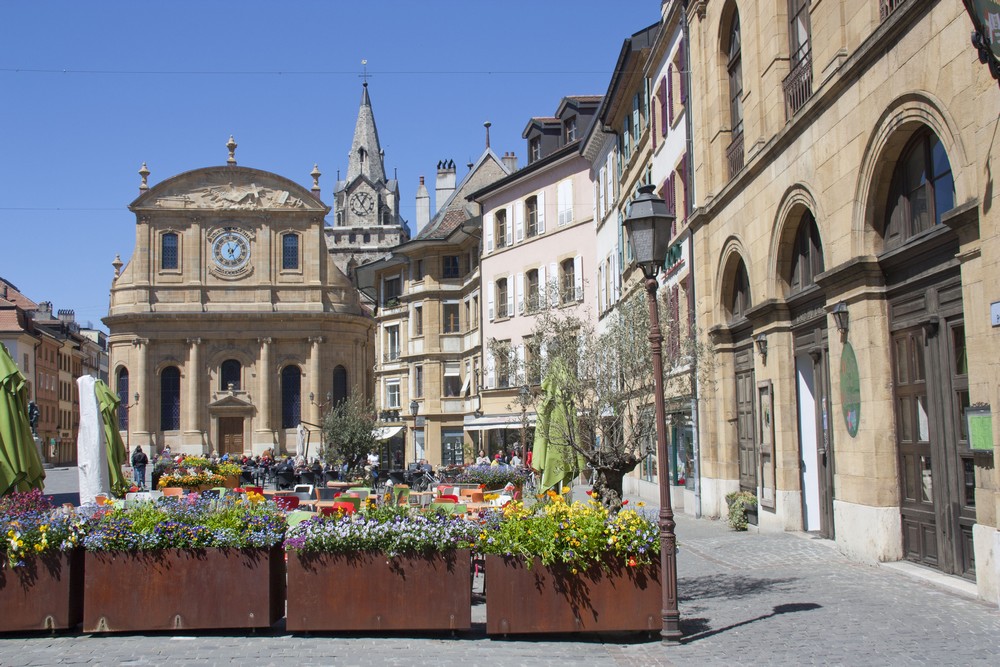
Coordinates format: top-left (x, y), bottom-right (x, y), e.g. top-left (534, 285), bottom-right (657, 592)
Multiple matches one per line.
top-left (359, 59), bottom-right (371, 86)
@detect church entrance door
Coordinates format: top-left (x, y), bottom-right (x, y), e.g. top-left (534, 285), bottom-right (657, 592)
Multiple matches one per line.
top-left (219, 417), bottom-right (244, 456)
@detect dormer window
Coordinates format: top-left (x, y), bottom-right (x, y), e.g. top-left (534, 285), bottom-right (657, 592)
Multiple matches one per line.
top-left (529, 137), bottom-right (541, 163)
top-left (564, 116), bottom-right (577, 143)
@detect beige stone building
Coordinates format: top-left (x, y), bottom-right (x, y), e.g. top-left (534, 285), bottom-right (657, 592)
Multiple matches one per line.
top-left (686, 0), bottom-right (1000, 602)
top-left (355, 143), bottom-right (512, 467)
top-left (105, 144), bottom-right (373, 457)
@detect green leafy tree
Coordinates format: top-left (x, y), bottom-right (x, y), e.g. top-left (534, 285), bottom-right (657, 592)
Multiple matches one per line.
top-left (322, 394), bottom-right (378, 477)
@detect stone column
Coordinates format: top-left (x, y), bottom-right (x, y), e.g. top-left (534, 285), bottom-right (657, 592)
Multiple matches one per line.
top-left (185, 338), bottom-right (201, 445)
top-left (256, 337), bottom-right (272, 454)
top-left (309, 336), bottom-right (323, 425)
top-left (133, 337), bottom-right (149, 443)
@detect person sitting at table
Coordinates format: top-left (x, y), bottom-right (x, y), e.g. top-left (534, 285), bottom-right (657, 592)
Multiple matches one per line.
top-left (510, 450), bottom-right (522, 468)
top-left (475, 450), bottom-right (490, 465)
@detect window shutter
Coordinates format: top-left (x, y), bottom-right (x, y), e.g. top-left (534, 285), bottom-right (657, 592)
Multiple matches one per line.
top-left (612, 250), bottom-right (621, 302)
top-left (485, 350), bottom-right (495, 389)
top-left (651, 99), bottom-right (657, 152)
top-left (514, 202), bottom-right (524, 242)
top-left (538, 264), bottom-right (547, 308)
top-left (659, 76), bottom-right (668, 137)
top-left (536, 190), bottom-right (545, 234)
top-left (516, 272), bottom-right (525, 314)
top-left (680, 153), bottom-right (688, 222)
top-left (485, 212), bottom-right (494, 253)
top-left (487, 281), bottom-right (495, 321)
top-left (506, 276), bottom-right (514, 320)
top-left (678, 43), bottom-right (687, 105)
top-left (573, 255), bottom-right (583, 301)
top-left (516, 345), bottom-right (525, 385)
top-left (548, 262), bottom-right (558, 306)
top-left (504, 205), bottom-right (513, 247)
top-left (598, 262), bottom-right (607, 312)
top-left (667, 64), bottom-right (675, 127)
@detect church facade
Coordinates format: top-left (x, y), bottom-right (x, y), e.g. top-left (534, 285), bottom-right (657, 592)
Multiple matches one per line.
top-left (104, 142), bottom-right (373, 457)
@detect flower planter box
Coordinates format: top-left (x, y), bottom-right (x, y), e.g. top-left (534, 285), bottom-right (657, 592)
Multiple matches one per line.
top-left (83, 546), bottom-right (284, 633)
top-left (286, 549), bottom-right (471, 632)
top-left (0, 550), bottom-right (84, 632)
top-left (485, 555), bottom-right (661, 635)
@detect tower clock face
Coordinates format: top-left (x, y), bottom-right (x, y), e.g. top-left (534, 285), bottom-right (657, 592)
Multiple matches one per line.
top-left (350, 191), bottom-right (374, 215)
top-left (211, 229), bottom-right (251, 272)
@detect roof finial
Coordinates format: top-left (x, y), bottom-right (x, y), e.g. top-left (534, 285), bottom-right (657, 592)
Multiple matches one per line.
top-left (359, 59), bottom-right (371, 87)
top-left (484, 121), bottom-right (492, 149)
top-left (310, 164), bottom-right (322, 193)
top-left (226, 135), bottom-right (238, 165)
top-left (138, 162), bottom-right (150, 191)
top-left (112, 254), bottom-right (123, 278)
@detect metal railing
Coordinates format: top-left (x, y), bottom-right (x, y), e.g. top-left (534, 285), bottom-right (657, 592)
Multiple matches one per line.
top-left (783, 51), bottom-right (813, 119)
top-left (727, 130), bottom-right (745, 180)
top-left (879, 0), bottom-right (904, 21)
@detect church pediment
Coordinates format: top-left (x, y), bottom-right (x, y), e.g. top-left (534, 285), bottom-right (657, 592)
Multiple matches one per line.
top-left (132, 166), bottom-right (329, 213)
top-left (208, 391), bottom-right (255, 411)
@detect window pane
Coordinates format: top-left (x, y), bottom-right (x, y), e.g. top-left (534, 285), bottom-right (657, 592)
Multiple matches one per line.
top-left (282, 234), bottom-right (299, 270)
top-left (117, 369), bottom-right (129, 430)
top-left (898, 397), bottom-right (913, 442)
top-left (160, 367), bottom-right (180, 431)
top-left (902, 454), bottom-right (917, 501)
top-left (920, 455), bottom-right (932, 503)
top-left (162, 233), bottom-right (178, 270)
top-left (916, 394), bottom-right (929, 441)
top-left (895, 337), bottom-right (909, 384)
top-left (952, 325), bottom-right (967, 375)
top-left (221, 359), bottom-right (241, 391)
top-left (963, 458), bottom-right (976, 508)
top-left (281, 366), bottom-right (301, 428)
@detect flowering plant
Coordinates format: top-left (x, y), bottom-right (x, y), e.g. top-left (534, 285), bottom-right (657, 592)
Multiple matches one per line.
top-left (284, 505), bottom-right (479, 557)
top-left (178, 455), bottom-right (211, 470)
top-left (456, 464), bottom-right (529, 489)
top-left (1, 491), bottom-right (83, 569)
top-left (157, 472), bottom-right (226, 490)
top-left (475, 491), bottom-right (659, 571)
top-left (82, 494), bottom-right (286, 551)
top-left (215, 462), bottom-right (243, 477)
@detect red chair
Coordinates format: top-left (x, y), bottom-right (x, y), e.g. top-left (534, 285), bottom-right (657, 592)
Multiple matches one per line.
top-left (437, 495), bottom-right (459, 504)
top-left (322, 502), bottom-right (356, 516)
top-left (244, 486), bottom-right (264, 495)
top-left (274, 495), bottom-right (300, 511)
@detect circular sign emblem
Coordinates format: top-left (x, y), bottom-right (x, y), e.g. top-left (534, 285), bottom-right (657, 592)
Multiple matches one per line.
top-left (840, 341), bottom-right (861, 438)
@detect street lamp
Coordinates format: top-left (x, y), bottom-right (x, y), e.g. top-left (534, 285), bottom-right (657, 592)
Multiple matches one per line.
top-left (126, 391), bottom-right (140, 454)
top-left (310, 392), bottom-right (333, 459)
top-left (409, 399), bottom-right (420, 466)
top-left (622, 183), bottom-right (682, 643)
top-left (517, 384), bottom-right (531, 461)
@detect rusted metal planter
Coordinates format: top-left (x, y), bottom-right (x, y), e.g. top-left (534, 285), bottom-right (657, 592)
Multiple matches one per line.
top-left (83, 546), bottom-right (284, 633)
top-left (286, 549), bottom-right (471, 632)
top-left (0, 550), bottom-right (83, 632)
top-left (485, 555), bottom-right (661, 635)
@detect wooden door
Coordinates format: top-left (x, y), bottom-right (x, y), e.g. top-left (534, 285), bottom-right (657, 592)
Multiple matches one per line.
top-left (218, 417), bottom-right (244, 456)
top-left (736, 360), bottom-right (757, 493)
top-left (811, 348), bottom-right (835, 539)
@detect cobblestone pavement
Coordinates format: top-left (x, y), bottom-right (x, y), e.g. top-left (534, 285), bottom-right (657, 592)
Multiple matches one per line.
top-left (5, 471), bottom-right (997, 665)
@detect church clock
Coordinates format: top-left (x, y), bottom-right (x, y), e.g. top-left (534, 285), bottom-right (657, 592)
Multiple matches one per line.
top-left (350, 191), bottom-right (374, 216)
top-left (211, 228), bottom-right (251, 273)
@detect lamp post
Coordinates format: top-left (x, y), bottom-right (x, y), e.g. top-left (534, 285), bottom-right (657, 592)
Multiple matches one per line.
top-left (126, 391), bottom-right (140, 454)
top-left (622, 183), bottom-right (682, 642)
top-left (409, 399), bottom-right (420, 465)
top-left (517, 384), bottom-right (531, 461)
top-left (309, 391), bottom-right (333, 459)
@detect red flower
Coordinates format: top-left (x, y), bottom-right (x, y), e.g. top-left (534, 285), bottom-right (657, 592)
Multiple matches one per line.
top-left (622, 500), bottom-right (629, 506)
top-left (586, 490), bottom-right (592, 496)
top-left (628, 557), bottom-right (637, 567)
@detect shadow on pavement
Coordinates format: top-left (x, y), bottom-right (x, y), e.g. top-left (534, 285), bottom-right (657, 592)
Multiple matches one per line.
top-left (679, 573), bottom-right (799, 602)
top-left (680, 602), bottom-right (822, 644)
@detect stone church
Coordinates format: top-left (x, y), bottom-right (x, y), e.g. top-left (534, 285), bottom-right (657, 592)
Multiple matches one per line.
top-left (105, 133), bottom-right (375, 457)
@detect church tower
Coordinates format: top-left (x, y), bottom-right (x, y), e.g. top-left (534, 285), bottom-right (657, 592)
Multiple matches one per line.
top-left (326, 82), bottom-right (410, 277)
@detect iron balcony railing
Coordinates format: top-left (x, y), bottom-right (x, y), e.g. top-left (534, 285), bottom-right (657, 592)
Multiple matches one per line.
top-left (783, 51), bottom-right (813, 119)
top-left (727, 130), bottom-right (745, 180)
top-left (879, 0), bottom-right (904, 21)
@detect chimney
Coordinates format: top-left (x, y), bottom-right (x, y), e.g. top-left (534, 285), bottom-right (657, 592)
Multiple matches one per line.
top-left (502, 151), bottom-right (518, 173)
top-left (57, 309), bottom-right (76, 324)
top-left (415, 175), bottom-right (430, 232)
top-left (435, 159), bottom-right (456, 214)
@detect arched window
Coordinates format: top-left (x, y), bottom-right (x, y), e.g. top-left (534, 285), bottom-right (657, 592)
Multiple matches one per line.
top-left (281, 365), bottom-right (301, 429)
top-left (727, 10), bottom-right (743, 138)
top-left (332, 366), bottom-right (348, 407)
top-left (160, 366), bottom-right (180, 431)
top-left (282, 233), bottom-right (299, 270)
top-left (116, 367), bottom-right (129, 430)
top-left (560, 258), bottom-right (576, 304)
top-left (220, 359), bottom-right (241, 391)
top-left (884, 129), bottom-right (955, 250)
top-left (728, 259), bottom-right (751, 322)
top-left (787, 212), bottom-right (824, 294)
top-left (162, 232), bottom-right (178, 270)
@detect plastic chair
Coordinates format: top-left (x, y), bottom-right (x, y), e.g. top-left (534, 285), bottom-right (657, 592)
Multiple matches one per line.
top-left (438, 494), bottom-right (459, 503)
top-left (323, 502), bottom-right (356, 515)
top-left (276, 470), bottom-right (296, 490)
top-left (212, 487), bottom-right (228, 496)
top-left (274, 495), bottom-right (300, 511)
top-left (348, 487), bottom-right (370, 501)
top-left (337, 496), bottom-right (361, 511)
top-left (294, 484), bottom-right (314, 497)
top-left (244, 486), bottom-right (264, 495)
top-left (393, 487), bottom-right (410, 506)
top-left (317, 487), bottom-right (339, 501)
top-left (287, 510), bottom-right (314, 527)
top-left (95, 494), bottom-right (109, 505)
top-left (161, 487), bottom-right (184, 497)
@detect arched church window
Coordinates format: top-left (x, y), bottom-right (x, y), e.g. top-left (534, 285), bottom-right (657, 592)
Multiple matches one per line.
top-left (788, 212), bottom-right (824, 294)
top-left (282, 233), bottom-right (299, 270)
top-left (162, 232), bottom-right (178, 270)
top-left (332, 365), bottom-right (348, 407)
top-left (281, 365), bottom-right (301, 429)
top-left (220, 359), bottom-right (241, 391)
top-left (116, 367), bottom-right (129, 430)
top-left (884, 128), bottom-right (955, 250)
top-left (728, 259), bottom-right (751, 322)
top-left (160, 366), bottom-right (180, 431)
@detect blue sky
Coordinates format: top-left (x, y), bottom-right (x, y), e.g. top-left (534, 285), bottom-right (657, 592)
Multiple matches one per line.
top-left (1, 1), bottom-right (659, 330)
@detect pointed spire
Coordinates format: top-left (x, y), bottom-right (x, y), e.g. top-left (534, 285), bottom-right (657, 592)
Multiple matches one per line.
top-left (346, 83), bottom-right (386, 184)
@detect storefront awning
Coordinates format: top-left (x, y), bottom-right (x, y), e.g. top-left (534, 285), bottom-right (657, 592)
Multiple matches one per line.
top-left (372, 425), bottom-right (404, 440)
top-left (462, 414), bottom-right (537, 431)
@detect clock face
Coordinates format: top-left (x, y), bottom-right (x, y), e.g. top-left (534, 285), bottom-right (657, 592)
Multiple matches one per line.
top-left (211, 229), bottom-right (251, 273)
top-left (350, 192), bottom-right (374, 216)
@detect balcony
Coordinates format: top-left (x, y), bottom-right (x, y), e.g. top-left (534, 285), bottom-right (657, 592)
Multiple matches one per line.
top-left (726, 130), bottom-right (745, 180)
top-left (782, 52), bottom-right (813, 119)
top-left (879, 0), bottom-right (904, 21)
top-left (382, 349), bottom-right (401, 363)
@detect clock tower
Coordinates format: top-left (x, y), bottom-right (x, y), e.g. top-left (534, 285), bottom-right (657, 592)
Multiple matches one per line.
top-left (326, 82), bottom-right (411, 277)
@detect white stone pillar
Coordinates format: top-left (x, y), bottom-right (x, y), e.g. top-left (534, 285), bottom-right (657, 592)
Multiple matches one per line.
top-left (134, 337), bottom-right (149, 441)
top-left (258, 337), bottom-right (272, 431)
top-left (185, 337), bottom-right (201, 437)
top-left (309, 336), bottom-right (323, 425)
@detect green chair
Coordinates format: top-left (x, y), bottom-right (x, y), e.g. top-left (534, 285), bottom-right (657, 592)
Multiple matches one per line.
top-left (287, 510), bottom-right (314, 527)
top-left (348, 487), bottom-right (370, 501)
top-left (392, 487), bottom-right (410, 506)
top-left (338, 495), bottom-right (362, 511)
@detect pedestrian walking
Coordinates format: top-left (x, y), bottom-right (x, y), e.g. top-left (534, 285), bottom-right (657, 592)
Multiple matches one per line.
top-left (131, 445), bottom-right (149, 490)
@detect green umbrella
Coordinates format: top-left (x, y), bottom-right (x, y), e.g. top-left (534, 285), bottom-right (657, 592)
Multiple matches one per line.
top-left (532, 358), bottom-right (583, 493)
top-left (0, 342), bottom-right (45, 495)
top-left (93, 378), bottom-right (129, 496)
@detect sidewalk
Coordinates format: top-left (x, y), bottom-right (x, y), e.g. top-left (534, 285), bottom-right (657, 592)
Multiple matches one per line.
top-left (10, 471), bottom-right (997, 665)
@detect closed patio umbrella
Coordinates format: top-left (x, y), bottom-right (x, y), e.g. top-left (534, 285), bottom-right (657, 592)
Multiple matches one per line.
top-left (0, 342), bottom-right (45, 495)
top-left (93, 378), bottom-right (129, 496)
top-left (532, 358), bottom-right (582, 494)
